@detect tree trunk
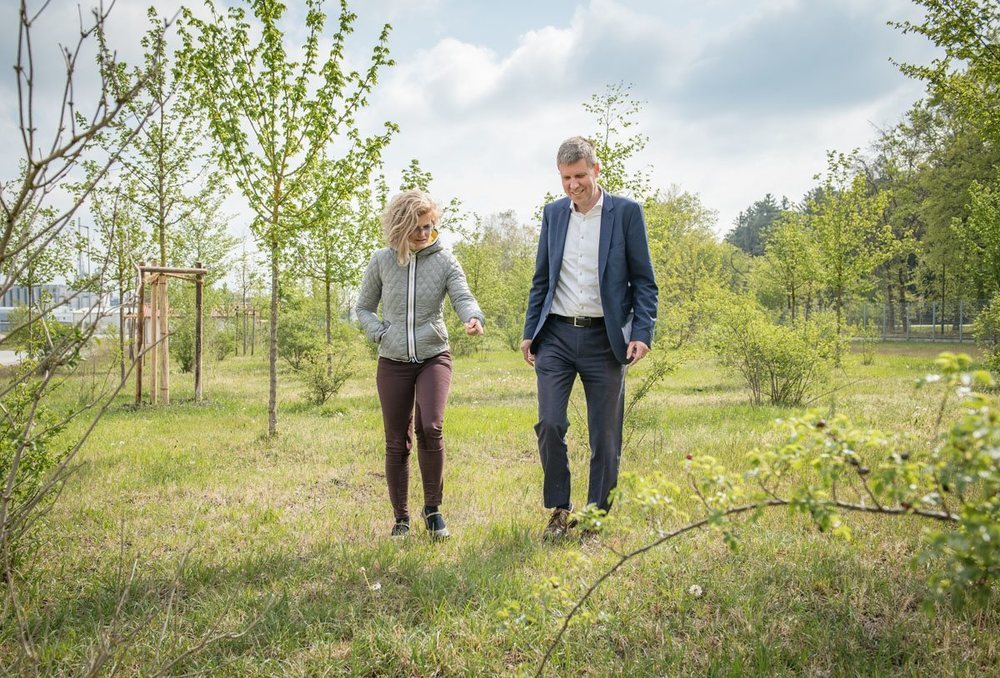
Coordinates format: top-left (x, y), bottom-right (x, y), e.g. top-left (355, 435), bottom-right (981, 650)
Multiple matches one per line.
top-left (242, 293), bottom-right (248, 356)
top-left (897, 264), bottom-right (908, 333)
top-left (834, 287), bottom-right (843, 366)
top-left (325, 274), bottom-right (332, 378)
top-left (118, 280), bottom-right (126, 383)
top-left (940, 261), bottom-right (947, 336)
top-left (268, 245), bottom-right (279, 437)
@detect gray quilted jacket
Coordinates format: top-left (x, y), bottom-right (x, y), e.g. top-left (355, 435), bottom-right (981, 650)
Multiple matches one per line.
top-left (356, 239), bottom-right (484, 362)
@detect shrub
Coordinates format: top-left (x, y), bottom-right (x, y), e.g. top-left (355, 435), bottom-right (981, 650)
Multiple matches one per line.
top-left (541, 353), bottom-right (996, 670)
top-left (852, 321), bottom-right (880, 366)
top-left (973, 294), bottom-right (1000, 374)
top-left (214, 327), bottom-right (236, 362)
top-left (0, 363), bottom-right (69, 562)
top-left (298, 347), bottom-right (355, 405)
top-left (4, 305), bottom-right (82, 364)
top-left (170, 317), bottom-right (196, 373)
top-left (276, 292), bottom-right (323, 370)
top-left (293, 321), bottom-right (363, 405)
top-left (709, 295), bottom-right (842, 405)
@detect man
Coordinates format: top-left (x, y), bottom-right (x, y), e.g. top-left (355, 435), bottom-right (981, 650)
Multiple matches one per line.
top-left (521, 136), bottom-right (658, 540)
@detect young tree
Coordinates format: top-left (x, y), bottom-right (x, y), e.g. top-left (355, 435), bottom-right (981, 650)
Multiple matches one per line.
top-left (644, 188), bottom-right (732, 348)
top-left (454, 210), bottom-right (537, 351)
top-left (894, 0), bottom-right (1000, 143)
top-left (179, 0), bottom-right (396, 435)
top-left (97, 9), bottom-right (223, 270)
top-left (584, 81), bottom-right (652, 203)
top-left (167, 189), bottom-right (237, 283)
top-left (808, 152), bottom-right (895, 360)
top-left (955, 175), bottom-right (1000, 298)
top-left (294, 151), bottom-right (388, 368)
top-left (399, 158), bottom-right (433, 192)
top-left (235, 238), bottom-right (266, 355)
top-left (0, 2), bottom-right (166, 666)
top-left (535, 82), bottom-right (653, 219)
top-left (85, 172), bottom-right (150, 381)
top-left (759, 212), bottom-right (820, 322)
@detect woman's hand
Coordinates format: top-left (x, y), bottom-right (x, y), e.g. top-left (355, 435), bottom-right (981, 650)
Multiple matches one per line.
top-left (464, 318), bottom-right (484, 336)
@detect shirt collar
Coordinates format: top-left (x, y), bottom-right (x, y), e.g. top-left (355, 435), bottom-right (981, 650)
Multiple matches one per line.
top-left (572, 187), bottom-right (604, 217)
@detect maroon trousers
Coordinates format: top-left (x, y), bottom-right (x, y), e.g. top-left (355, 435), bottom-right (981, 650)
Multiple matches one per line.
top-left (375, 352), bottom-right (452, 521)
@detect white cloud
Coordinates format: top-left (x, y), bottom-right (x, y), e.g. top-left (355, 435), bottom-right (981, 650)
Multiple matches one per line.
top-left (2, 0), bottom-right (943, 242)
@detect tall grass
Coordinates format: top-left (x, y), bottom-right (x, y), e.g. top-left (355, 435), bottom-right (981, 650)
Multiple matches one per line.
top-left (2, 342), bottom-right (996, 674)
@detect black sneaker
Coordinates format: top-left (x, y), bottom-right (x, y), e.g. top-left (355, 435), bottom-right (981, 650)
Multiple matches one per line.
top-left (390, 518), bottom-right (410, 537)
top-left (423, 508), bottom-right (451, 540)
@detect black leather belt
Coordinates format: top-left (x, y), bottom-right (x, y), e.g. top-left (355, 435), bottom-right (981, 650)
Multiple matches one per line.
top-left (551, 314), bottom-right (604, 327)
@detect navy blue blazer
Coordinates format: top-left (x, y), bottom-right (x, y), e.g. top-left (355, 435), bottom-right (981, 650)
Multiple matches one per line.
top-left (523, 191), bottom-right (658, 364)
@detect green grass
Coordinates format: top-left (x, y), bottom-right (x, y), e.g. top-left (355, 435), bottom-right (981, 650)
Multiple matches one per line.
top-left (3, 341), bottom-right (997, 675)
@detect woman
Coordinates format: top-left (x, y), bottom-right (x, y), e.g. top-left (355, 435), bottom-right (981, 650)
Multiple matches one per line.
top-left (356, 190), bottom-right (485, 539)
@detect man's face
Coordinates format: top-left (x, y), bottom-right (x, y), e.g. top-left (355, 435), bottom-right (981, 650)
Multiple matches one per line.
top-left (558, 158), bottom-right (600, 209)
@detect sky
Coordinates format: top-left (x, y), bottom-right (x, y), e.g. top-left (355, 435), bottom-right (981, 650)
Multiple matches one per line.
top-left (0, 0), bottom-right (942, 241)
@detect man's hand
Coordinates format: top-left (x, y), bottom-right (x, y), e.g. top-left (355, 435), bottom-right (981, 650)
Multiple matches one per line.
top-left (465, 318), bottom-right (484, 336)
top-left (627, 340), bottom-right (650, 364)
top-left (520, 339), bottom-right (535, 366)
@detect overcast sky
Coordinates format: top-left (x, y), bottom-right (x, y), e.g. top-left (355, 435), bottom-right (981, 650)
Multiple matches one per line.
top-left (1, 0), bottom-right (941, 239)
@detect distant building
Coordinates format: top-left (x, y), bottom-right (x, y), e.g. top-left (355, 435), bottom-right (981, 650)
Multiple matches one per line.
top-left (0, 284), bottom-right (120, 332)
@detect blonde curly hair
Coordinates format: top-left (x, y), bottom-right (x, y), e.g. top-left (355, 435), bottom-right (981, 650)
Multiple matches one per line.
top-left (383, 190), bottom-right (441, 265)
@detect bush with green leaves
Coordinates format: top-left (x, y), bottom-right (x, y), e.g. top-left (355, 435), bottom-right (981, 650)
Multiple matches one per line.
top-left (0, 362), bottom-right (70, 563)
top-left (276, 290), bottom-right (323, 370)
top-left (213, 326), bottom-right (236, 362)
top-left (169, 299), bottom-right (234, 373)
top-left (4, 305), bottom-right (82, 363)
top-left (973, 294), bottom-right (1000, 374)
top-left (293, 321), bottom-right (364, 405)
top-left (853, 321), bottom-right (881, 366)
top-left (539, 353), bottom-right (996, 670)
top-left (708, 295), bottom-right (843, 405)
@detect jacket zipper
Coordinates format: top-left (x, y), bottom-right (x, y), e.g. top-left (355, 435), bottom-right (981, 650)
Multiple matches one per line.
top-left (407, 255), bottom-right (418, 361)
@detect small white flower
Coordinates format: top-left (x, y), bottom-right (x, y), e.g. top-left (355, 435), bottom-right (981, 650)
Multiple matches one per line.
top-left (688, 584), bottom-right (703, 597)
top-left (956, 386), bottom-right (972, 398)
top-left (924, 374), bottom-right (942, 383)
top-left (370, 582), bottom-right (382, 591)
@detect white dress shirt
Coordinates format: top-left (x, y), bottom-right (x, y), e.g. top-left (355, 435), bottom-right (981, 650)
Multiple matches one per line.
top-left (550, 190), bottom-right (604, 318)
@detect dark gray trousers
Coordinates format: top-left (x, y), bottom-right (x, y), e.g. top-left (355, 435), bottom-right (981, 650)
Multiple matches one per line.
top-left (533, 319), bottom-right (626, 512)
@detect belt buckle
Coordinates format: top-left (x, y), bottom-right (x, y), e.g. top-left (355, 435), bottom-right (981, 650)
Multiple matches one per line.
top-left (572, 316), bottom-right (587, 327)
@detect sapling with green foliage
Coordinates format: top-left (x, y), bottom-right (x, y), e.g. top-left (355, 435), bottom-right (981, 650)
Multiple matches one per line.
top-left (539, 352), bottom-right (997, 673)
top-left (97, 8), bottom-right (224, 271)
top-left (453, 210), bottom-right (536, 352)
top-left (292, 152), bottom-right (389, 375)
top-left (583, 81), bottom-right (652, 203)
top-left (179, 0), bottom-right (396, 436)
top-left (757, 212), bottom-right (820, 322)
top-left (808, 151), bottom-right (896, 362)
top-left (644, 189), bottom-right (735, 349)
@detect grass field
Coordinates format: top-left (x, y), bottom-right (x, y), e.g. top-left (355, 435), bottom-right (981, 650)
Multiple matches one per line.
top-left (3, 341), bottom-right (997, 675)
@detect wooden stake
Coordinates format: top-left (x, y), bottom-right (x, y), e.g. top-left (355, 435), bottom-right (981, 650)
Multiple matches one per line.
top-left (195, 263), bottom-right (204, 403)
top-left (135, 264), bottom-right (145, 405)
top-left (150, 273), bottom-right (159, 404)
top-left (159, 276), bottom-right (170, 405)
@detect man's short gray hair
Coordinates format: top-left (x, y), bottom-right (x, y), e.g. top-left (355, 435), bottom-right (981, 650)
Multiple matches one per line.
top-left (556, 136), bottom-right (598, 166)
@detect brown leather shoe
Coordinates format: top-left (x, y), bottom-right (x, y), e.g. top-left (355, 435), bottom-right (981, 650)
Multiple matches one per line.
top-left (542, 506), bottom-right (578, 541)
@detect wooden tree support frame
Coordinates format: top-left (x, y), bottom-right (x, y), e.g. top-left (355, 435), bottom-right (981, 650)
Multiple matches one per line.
top-left (135, 262), bottom-right (209, 405)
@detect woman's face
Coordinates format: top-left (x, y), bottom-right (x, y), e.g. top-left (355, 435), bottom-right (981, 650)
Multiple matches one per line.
top-left (408, 212), bottom-right (434, 250)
